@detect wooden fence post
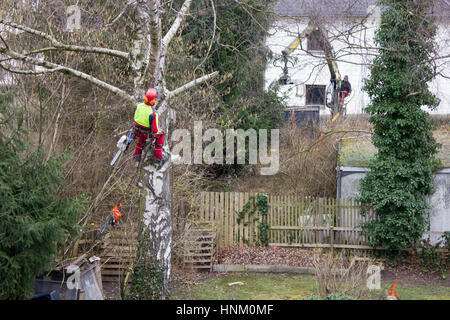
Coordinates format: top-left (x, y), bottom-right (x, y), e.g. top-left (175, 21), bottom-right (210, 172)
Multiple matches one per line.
top-left (330, 226), bottom-right (334, 253)
top-left (195, 192), bottom-right (377, 250)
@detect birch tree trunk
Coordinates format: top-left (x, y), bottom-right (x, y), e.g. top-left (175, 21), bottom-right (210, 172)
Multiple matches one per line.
top-left (126, 0), bottom-right (171, 298)
top-left (141, 109), bottom-right (172, 298)
top-left (131, 0), bottom-right (206, 298)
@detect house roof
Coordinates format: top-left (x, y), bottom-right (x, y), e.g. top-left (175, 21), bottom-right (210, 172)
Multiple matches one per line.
top-left (274, 0), bottom-right (450, 19)
top-left (274, 0), bottom-right (378, 18)
top-left (339, 129), bottom-right (450, 168)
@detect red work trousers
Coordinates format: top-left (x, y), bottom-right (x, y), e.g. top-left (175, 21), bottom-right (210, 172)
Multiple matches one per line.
top-left (339, 90), bottom-right (349, 104)
top-left (132, 123), bottom-right (165, 160)
top-left (154, 132), bottom-right (165, 160)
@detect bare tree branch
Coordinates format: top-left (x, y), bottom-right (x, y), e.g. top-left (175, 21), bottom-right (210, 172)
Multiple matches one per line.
top-left (0, 63), bottom-right (63, 75)
top-left (104, 0), bottom-right (137, 27)
top-left (166, 71), bottom-right (219, 99)
top-left (232, 0), bottom-right (269, 33)
top-left (0, 20), bottom-right (129, 60)
top-left (194, 0), bottom-right (216, 74)
top-left (163, 0), bottom-right (193, 48)
top-left (0, 33), bottom-right (8, 50)
top-left (2, 48), bottom-right (134, 102)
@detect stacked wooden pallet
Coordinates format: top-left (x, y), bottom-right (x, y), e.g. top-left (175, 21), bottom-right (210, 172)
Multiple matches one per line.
top-left (99, 229), bottom-right (138, 282)
top-left (183, 224), bottom-right (217, 271)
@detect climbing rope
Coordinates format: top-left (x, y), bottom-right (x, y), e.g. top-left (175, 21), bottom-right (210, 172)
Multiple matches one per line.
top-left (117, 141), bottom-right (152, 298)
top-left (68, 137), bottom-right (154, 299)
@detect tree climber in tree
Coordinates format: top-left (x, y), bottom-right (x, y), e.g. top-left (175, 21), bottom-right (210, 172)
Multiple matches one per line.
top-left (339, 75), bottom-right (352, 104)
top-left (132, 88), bottom-right (165, 164)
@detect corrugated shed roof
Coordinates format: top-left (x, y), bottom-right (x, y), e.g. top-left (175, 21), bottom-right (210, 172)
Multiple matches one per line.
top-left (274, 0), bottom-right (450, 19)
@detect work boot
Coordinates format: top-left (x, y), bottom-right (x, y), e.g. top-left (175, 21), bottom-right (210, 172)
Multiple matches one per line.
top-left (154, 152), bottom-right (170, 169)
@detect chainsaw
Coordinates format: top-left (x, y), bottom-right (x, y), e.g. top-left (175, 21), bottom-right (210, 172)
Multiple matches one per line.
top-left (110, 127), bottom-right (135, 166)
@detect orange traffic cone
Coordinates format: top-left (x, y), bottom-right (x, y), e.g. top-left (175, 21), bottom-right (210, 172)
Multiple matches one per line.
top-left (387, 279), bottom-right (399, 300)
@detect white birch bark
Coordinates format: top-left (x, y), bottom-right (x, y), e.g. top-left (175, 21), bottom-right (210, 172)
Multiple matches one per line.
top-left (137, 0), bottom-right (220, 298)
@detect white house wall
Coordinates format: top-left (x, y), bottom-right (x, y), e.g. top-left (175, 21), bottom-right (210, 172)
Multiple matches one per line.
top-left (429, 22), bottom-right (450, 114)
top-left (265, 17), bottom-right (450, 115)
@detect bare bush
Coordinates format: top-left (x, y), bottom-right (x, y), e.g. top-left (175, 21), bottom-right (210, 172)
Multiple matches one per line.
top-left (233, 114), bottom-right (372, 197)
top-left (312, 249), bottom-right (373, 299)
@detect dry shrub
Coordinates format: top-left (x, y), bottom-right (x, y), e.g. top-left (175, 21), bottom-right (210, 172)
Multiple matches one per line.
top-left (279, 119), bottom-right (338, 197)
top-left (312, 249), bottom-right (374, 299)
top-left (234, 114), bottom-right (372, 197)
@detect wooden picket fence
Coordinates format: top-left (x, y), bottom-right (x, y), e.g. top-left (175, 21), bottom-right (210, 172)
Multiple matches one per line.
top-left (198, 192), bottom-right (377, 250)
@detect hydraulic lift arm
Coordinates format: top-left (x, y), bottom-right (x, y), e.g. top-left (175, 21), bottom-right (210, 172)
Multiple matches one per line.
top-left (278, 22), bottom-right (317, 84)
top-left (278, 21), bottom-right (345, 118)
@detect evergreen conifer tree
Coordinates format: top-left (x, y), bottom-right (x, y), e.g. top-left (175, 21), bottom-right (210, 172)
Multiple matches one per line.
top-left (0, 92), bottom-right (86, 299)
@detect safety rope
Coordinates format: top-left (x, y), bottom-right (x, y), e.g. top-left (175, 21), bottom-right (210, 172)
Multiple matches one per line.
top-left (71, 136), bottom-right (154, 298)
top-left (117, 141), bottom-right (152, 298)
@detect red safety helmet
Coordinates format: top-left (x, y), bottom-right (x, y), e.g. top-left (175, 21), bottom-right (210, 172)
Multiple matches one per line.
top-left (144, 88), bottom-right (158, 106)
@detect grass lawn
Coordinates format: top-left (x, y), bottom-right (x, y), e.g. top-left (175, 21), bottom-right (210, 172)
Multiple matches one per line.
top-left (385, 283), bottom-right (450, 300)
top-left (171, 273), bottom-right (450, 300)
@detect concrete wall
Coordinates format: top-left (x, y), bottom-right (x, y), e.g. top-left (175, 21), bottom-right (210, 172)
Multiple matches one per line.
top-left (428, 171), bottom-right (450, 244)
top-left (338, 167), bottom-right (450, 245)
top-left (264, 16), bottom-right (450, 115)
top-left (339, 168), bottom-right (370, 200)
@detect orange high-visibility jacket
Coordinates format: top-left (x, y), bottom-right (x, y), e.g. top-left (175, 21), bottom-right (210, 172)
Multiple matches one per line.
top-left (111, 204), bottom-right (122, 223)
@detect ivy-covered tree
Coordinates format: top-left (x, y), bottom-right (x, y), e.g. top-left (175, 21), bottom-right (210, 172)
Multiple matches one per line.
top-left (358, 0), bottom-right (441, 254)
top-left (0, 92), bottom-right (86, 299)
